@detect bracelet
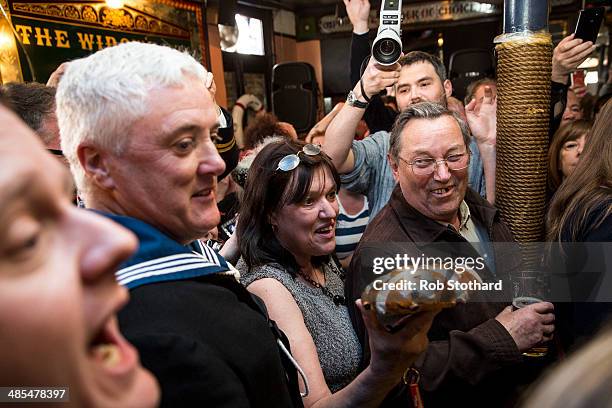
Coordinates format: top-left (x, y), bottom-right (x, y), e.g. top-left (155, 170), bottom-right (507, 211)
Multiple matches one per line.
top-left (234, 101), bottom-right (246, 110)
top-left (359, 79), bottom-right (371, 103)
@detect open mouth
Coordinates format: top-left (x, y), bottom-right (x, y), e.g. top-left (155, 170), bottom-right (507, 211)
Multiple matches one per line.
top-left (89, 317), bottom-right (137, 374)
top-left (431, 186), bottom-right (454, 197)
top-left (192, 188), bottom-right (213, 199)
top-left (314, 222), bottom-right (335, 237)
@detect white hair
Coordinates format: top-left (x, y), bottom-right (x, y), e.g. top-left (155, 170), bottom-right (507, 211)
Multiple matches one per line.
top-left (56, 42), bottom-right (208, 194)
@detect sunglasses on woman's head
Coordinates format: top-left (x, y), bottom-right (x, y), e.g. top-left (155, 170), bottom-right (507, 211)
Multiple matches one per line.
top-left (276, 144), bottom-right (321, 172)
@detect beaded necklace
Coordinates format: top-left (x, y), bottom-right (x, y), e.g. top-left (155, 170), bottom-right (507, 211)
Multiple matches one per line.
top-left (298, 265), bottom-right (346, 306)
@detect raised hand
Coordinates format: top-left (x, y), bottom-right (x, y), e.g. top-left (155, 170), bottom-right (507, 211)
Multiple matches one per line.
top-left (552, 34), bottom-right (596, 84)
top-left (359, 56), bottom-right (401, 100)
top-left (570, 83), bottom-right (588, 100)
top-left (465, 85), bottom-right (496, 146)
top-left (344, 0), bottom-right (370, 34)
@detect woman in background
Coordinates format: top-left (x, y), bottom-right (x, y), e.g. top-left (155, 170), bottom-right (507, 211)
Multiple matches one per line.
top-left (547, 119), bottom-right (592, 195)
top-left (547, 100), bottom-right (612, 351)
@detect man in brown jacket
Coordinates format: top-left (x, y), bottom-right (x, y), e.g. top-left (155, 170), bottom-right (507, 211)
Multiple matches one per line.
top-left (348, 102), bottom-right (555, 407)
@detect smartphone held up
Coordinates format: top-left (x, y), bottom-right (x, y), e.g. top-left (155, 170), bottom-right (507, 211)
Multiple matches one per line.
top-left (574, 7), bottom-right (605, 44)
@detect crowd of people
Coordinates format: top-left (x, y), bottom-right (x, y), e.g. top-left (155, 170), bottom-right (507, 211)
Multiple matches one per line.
top-left (1, 0), bottom-right (611, 406)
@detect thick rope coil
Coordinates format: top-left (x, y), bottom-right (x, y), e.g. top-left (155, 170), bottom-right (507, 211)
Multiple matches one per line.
top-left (495, 34), bottom-right (552, 268)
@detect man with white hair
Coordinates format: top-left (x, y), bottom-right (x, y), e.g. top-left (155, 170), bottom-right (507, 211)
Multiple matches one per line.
top-left (56, 42), bottom-right (303, 407)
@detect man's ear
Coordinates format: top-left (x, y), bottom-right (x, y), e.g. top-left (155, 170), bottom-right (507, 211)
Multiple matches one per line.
top-left (77, 145), bottom-right (115, 190)
top-left (388, 153), bottom-right (401, 183)
top-left (443, 79), bottom-right (453, 99)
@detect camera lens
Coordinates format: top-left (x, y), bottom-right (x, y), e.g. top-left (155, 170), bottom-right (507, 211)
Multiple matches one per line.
top-left (379, 39), bottom-right (395, 56)
top-left (373, 37), bottom-right (400, 65)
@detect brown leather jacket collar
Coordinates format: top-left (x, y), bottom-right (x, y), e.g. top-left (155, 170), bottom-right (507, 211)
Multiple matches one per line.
top-left (388, 184), bottom-right (503, 244)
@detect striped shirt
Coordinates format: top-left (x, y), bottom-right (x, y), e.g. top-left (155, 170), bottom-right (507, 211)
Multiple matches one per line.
top-left (335, 197), bottom-right (370, 259)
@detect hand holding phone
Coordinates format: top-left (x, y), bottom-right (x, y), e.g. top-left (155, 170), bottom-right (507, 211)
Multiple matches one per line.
top-left (574, 7), bottom-right (605, 44)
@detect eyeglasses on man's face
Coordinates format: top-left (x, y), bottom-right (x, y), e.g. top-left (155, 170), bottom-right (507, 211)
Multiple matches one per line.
top-left (276, 143), bottom-right (321, 172)
top-left (399, 151), bottom-right (470, 176)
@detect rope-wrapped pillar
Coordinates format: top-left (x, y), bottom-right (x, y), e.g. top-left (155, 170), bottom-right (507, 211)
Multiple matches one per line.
top-left (495, 0), bottom-right (552, 268)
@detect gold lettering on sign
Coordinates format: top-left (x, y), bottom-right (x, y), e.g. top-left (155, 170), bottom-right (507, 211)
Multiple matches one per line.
top-left (105, 36), bottom-right (117, 47)
top-left (8, 13), bottom-right (194, 56)
top-left (95, 34), bottom-right (104, 50)
top-left (13, 24), bottom-right (133, 51)
top-left (14, 25), bottom-right (32, 45)
top-left (77, 32), bottom-right (95, 50)
top-left (16, 24), bottom-right (70, 48)
top-left (34, 27), bottom-right (52, 47)
top-left (55, 30), bottom-right (70, 48)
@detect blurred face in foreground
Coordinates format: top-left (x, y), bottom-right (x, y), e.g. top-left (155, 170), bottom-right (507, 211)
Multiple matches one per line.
top-left (0, 106), bottom-right (159, 408)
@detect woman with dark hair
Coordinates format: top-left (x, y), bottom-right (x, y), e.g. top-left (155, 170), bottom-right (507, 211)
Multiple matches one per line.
top-left (547, 102), bottom-right (611, 242)
top-left (236, 140), bottom-right (437, 407)
top-left (547, 99), bottom-right (612, 350)
top-left (547, 119), bottom-right (592, 194)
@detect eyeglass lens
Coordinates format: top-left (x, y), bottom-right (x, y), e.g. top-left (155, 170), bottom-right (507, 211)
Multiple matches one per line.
top-left (412, 154), bottom-right (468, 175)
top-left (276, 144), bottom-right (321, 172)
top-left (302, 144), bottom-right (321, 156)
top-left (277, 154), bottom-right (301, 171)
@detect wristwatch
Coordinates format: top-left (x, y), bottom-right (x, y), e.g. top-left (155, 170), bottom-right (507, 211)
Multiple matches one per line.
top-left (346, 90), bottom-right (369, 109)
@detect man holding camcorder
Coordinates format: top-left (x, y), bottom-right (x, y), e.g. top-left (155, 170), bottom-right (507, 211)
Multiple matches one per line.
top-left (325, 0), bottom-right (497, 216)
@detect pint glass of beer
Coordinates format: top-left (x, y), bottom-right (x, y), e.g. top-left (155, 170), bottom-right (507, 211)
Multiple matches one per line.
top-left (510, 270), bottom-right (551, 357)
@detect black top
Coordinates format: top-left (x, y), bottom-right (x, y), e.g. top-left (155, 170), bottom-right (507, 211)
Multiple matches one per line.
top-left (555, 199), bottom-right (612, 352)
top-left (560, 200), bottom-right (612, 243)
top-left (105, 213), bottom-right (303, 408)
top-left (119, 274), bottom-right (304, 408)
